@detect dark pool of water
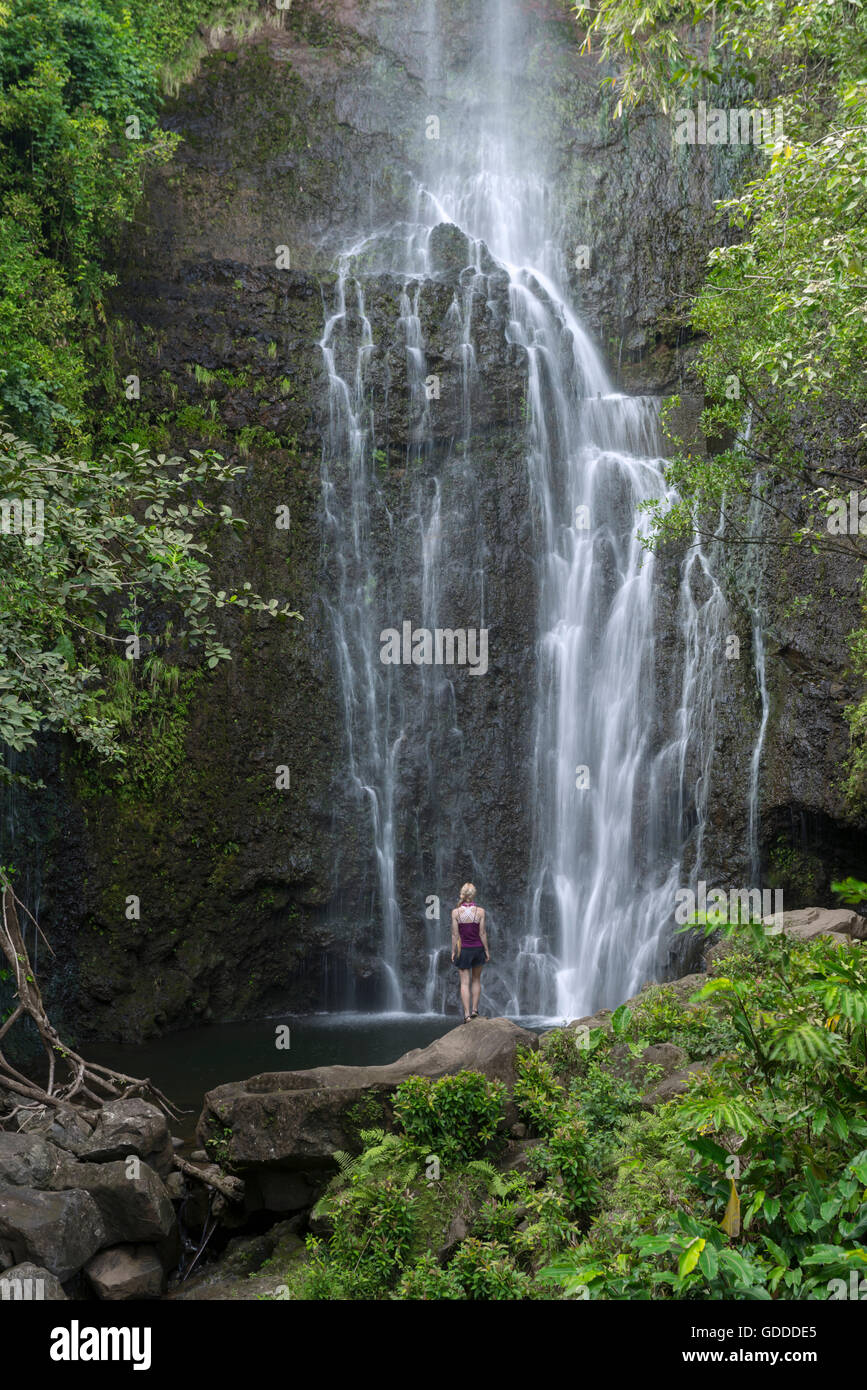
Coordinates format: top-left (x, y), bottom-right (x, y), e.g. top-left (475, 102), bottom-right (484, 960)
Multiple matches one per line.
top-left (85, 1012), bottom-right (552, 1138)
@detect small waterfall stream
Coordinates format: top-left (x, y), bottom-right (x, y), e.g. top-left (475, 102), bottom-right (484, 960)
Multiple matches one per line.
top-left (314, 0), bottom-right (728, 1017)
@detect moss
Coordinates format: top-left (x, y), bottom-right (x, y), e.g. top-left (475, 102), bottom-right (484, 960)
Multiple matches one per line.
top-left (766, 837), bottom-right (825, 904)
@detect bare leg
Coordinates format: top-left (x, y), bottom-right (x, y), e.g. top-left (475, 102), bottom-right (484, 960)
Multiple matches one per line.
top-left (471, 965), bottom-right (482, 1014)
top-left (459, 969), bottom-right (471, 1019)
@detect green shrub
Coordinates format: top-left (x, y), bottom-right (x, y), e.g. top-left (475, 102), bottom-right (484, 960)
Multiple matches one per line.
top-left (392, 1070), bottom-right (507, 1162)
top-left (392, 1251), bottom-right (463, 1300)
top-left (446, 1238), bottom-right (533, 1300)
top-left (513, 1047), bottom-right (570, 1135)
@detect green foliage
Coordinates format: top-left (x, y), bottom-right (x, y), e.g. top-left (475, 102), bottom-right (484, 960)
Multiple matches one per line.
top-left (295, 1121), bottom-right (531, 1301)
top-left (391, 1249), bottom-right (464, 1300)
top-left (310, 1130), bottom-right (419, 1218)
top-left (282, 934), bottom-right (867, 1302)
top-left (0, 0), bottom-right (187, 449)
top-left (512, 1047), bottom-right (569, 1135)
top-left (444, 1238), bottom-right (533, 1300)
top-left (620, 982), bottom-right (739, 1059)
top-left (514, 1049), bottom-right (600, 1214)
top-left (0, 430), bottom-right (300, 780)
top-left (540, 1023), bottom-right (604, 1083)
top-left (832, 876), bottom-right (867, 907)
top-left (574, 1060), bottom-right (642, 1153)
top-left (0, 0), bottom-right (267, 449)
top-left (542, 930), bottom-right (867, 1299)
top-left (391, 1070), bottom-right (507, 1162)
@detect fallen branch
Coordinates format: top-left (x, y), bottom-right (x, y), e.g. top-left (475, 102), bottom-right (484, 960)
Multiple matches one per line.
top-left (172, 1153), bottom-right (245, 1203)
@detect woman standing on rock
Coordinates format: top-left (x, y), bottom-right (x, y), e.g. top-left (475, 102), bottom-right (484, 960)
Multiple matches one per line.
top-left (451, 883), bottom-right (490, 1022)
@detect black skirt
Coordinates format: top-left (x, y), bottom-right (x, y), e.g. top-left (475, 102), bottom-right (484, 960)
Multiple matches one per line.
top-left (454, 945), bottom-right (487, 970)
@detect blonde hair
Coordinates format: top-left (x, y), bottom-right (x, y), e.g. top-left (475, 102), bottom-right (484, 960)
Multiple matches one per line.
top-left (459, 883), bottom-right (476, 903)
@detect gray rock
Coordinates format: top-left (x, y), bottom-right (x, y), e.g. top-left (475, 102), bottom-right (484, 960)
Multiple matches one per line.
top-left (50, 1158), bottom-right (177, 1249)
top-left (164, 1172), bottom-right (186, 1201)
top-left (641, 1061), bottom-right (715, 1110)
top-left (0, 1133), bottom-right (64, 1188)
top-left (606, 1041), bottom-right (689, 1085)
top-left (17, 1107), bottom-right (97, 1158)
top-left (245, 1170), bottom-right (318, 1214)
top-left (501, 1139), bottom-right (542, 1174)
top-left (79, 1099), bottom-right (174, 1178)
top-left (761, 907), bottom-right (866, 942)
top-left (0, 1261), bottom-right (68, 1301)
top-left (563, 1010), bottom-right (613, 1035)
top-left (85, 1244), bottom-right (165, 1300)
top-left (0, 1186), bottom-right (107, 1282)
top-left (437, 1212), bottom-right (468, 1259)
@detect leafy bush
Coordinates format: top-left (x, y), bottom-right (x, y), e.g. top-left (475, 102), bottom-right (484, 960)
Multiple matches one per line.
top-left (392, 1070), bottom-right (507, 1163)
top-left (446, 1238), bottom-right (533, 1300)
top-left (541, 931), bottom-right (867, 1300)
top-left (392, 1250), bottom-right (463, 1300)
top-left (513, 1047), bottom-right (570, 1135)
top-left (0, 431), bottom-right (299, 779)
top-left (620, 983), bottom-right (738, 1059)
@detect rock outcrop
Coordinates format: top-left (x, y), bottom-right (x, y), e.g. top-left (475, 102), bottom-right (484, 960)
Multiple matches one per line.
top-left (197, 1017), bottom-right (537, 1182)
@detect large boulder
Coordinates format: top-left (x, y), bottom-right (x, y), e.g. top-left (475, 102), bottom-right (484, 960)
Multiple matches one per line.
top-left (50, 1158), bottom-right (177, 1251)
top-left (84, 1244), bottom-right (165, 1300)
top-left (0, 1261), bottom-right (68, 1301)
top-left (198, 1017), bottom-right (538, 1171)
top-left (704, 908), bottom-right (865, 972)
top-left (640, 1060), bottom-right (714, 1110)
top-left (762, 907), bottom-right (867, 943)
top-left (77, 1099), bottom-right (174, 1178)
top-left (0, 1187), bottom-right (108, 1282)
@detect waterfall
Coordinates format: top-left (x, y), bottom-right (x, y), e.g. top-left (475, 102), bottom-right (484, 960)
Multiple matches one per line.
top-left (315, 0), bottom-right (726, 1017)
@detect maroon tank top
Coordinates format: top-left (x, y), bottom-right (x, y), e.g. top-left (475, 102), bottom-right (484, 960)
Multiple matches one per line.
top-left (457, 903), bottom-right (483, 948)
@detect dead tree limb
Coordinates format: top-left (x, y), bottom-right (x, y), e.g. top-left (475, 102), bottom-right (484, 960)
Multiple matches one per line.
top-left (172, 1154), bottom-right (245, 1202)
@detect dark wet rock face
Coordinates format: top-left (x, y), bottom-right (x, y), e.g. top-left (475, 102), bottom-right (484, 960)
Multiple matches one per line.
top-left (12, 0), bottom-right (862, 1040)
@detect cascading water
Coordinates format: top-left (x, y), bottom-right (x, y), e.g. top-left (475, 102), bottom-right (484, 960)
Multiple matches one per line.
top-left (316, 0), bottom-right (726, 1018)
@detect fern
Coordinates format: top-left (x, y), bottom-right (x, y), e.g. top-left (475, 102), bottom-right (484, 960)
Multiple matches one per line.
top-left (466, 1160), bottom-right (513, 1198)
top-left (311, 1131), bottom-right (420, 1218)
top-left (359, 1127), bottom-right (386, 1147)
top-left (765, 1020), bottom-right (844, 1064)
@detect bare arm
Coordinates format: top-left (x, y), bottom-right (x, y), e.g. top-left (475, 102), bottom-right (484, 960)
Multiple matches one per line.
top-left (450, 909), bottom-right (460, 960)
top-left (478, 908), bottom-right (489, 959)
